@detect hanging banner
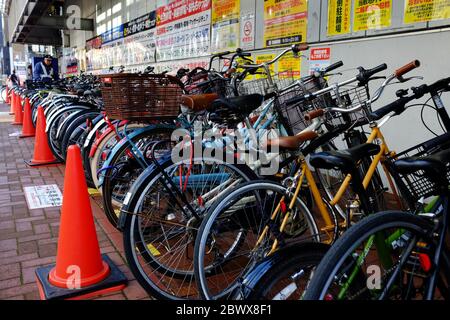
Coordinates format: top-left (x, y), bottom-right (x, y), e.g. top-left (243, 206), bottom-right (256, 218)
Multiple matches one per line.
top-left (240, 12), bottom-right (255, 50)
top-left (327, 0), bottom-right (352, 36)
top-left (123, 12), bottom-right (157, 65)
top-left (124, 12), bottom-right (157, 37)
top-left (263, 0), bottom-right (308, 48)
top-left (211, 0), bottom-right (240, 52)
top-left (156, 0), bottom-right (212, 62)
top-left (309, 48), bottom-right (331, 75)
top-left (404, 0), bottom-right (450, 24)
top-left (354, 0), bottom-right (392, 31)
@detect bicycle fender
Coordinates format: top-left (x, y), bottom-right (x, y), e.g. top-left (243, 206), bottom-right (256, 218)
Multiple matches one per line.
top-left (97, 124), bottom-right (176, 187)
top-left (231, 242), bottom-right (330, 300)
top-left (116, 153), bottom-right (173, 231)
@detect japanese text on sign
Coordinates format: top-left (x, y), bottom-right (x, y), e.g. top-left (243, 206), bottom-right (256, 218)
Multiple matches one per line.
top-left (328, 0), bottom-right (352, 36)
top-left (404, 0), bottom-right (450, 24)
top-left (354, 0), bottom-right (392, 31)
top-left (264, 0), bottom-right (308, 47)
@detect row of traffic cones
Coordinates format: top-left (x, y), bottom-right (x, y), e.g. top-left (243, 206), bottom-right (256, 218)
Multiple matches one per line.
top-left (8, 90), bottom-right (127, 299)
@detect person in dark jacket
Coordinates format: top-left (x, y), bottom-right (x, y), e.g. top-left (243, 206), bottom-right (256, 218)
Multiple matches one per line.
top-left (33, 55), bottom-right (56, 82)
top-left (9, 70), bottom-right (19, 86)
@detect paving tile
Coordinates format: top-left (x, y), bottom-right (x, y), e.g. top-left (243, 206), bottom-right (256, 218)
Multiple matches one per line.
top-left (0, 112), bottom-right (149, 300)
top-left (0, 264), bottom-right (21, 281)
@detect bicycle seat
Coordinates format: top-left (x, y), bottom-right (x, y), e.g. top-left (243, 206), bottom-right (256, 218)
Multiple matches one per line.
top-left (209, 94), bottom-right (264, 117)
top-left (266, 131), bottom-right (318, 151)
top-left (310, 143), bottom-right (381, 173)
top-left (181, 93), bottom-right (219, 112)
top-left (393, 148), bottom-right (450, 188)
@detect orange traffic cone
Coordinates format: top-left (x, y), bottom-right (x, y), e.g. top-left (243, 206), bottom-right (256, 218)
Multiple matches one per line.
top-left (20, 98), bottom-right (36, 138)
top-left (35, 145), bottom-right (127, 300)
top-left (25, 106), bottom-right (60, 166)
top-left (6, 87), bottom-right (11, 105)
top-left (9, 91), bottom-right (15, 115)
top-left (12, 93), bottom-right (23, 125)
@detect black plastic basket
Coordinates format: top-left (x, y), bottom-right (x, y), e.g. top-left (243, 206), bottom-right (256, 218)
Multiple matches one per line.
top-left (386, 133), bottom-right (450, 202)
top-left (275, 77), bottom-right (329, 135)
top-left (186, 76), bottom-right (235, 98)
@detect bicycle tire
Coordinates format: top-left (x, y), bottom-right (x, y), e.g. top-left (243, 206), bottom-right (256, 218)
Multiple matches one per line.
top-left (123, 157), bottom-right (257, 300)
top-left (242, 243), bottom-right (330, 300)
top-left (303, 211), bottom-right (434, 300)
top-left (194, 180), bottom-right (320, 300)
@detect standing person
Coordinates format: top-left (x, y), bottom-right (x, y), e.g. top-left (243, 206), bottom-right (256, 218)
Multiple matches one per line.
top-left (8, 70), bottom-right (20, 87)
top-left (33, 55), bottom-right (56, 82)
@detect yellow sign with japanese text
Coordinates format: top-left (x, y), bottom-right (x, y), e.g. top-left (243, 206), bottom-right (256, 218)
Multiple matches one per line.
top-left (212, 0), bottom-right (240, 23)
top-left (328, 0), bottom-right (352, 36)
top-left (404, 0), bottom-right (450, 24)
top-left (278, 52), bottom-right (301, 79)
top-left (263, 0), bottom-right (308, 47)
top-left (211, 0), bottom-right (241, 52)
top-left (354, 0), bottom-right (392, 31)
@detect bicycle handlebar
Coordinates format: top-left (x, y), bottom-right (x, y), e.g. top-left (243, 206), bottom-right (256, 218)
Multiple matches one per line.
top-left (369, 77), bottom-right (450, 120)
top-left (238, 43), bottom-right (309, 70)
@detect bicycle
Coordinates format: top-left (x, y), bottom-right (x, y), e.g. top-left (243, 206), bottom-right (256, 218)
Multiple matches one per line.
top-left (237, 77), bottom-right (450, 300)
top-left (300, 77), bottom-right (450, 300)
top-left (193, 61), bottom-right (425, 300)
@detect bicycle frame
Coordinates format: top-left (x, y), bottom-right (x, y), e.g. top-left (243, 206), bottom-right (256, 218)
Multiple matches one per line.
top-left (256, 118), bottom-right (407, 256)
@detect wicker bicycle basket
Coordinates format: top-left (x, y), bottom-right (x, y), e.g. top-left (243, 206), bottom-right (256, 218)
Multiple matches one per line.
top-left (99, 73), bottom-right (183, 120)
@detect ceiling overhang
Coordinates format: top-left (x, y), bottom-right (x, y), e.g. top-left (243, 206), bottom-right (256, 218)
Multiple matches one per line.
top-left (12, 0), bottom-right (94, 46)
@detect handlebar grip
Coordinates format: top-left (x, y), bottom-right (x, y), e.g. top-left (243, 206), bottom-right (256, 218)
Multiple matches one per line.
top-left (323, 61), bottom-right (344, 74)
top-left (305, 109), bottom-right (325, 121)
top-left (214, 51), bottom-right (231, 57)
top-left (395, 60), bottom-right (421, 78)
top-left (292, 43), bottom-right (309, 54)
top-left (239, 52), bottom-right (252, 57)
top-left (366, 64), bottom-right (388, 78)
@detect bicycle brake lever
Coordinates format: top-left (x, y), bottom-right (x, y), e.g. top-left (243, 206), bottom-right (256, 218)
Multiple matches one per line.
top-left (325, 72), bottom-right (343, 77)
top-left (369, 76), bottom-right (387, 81)
top-left (398, 76), bottom-right (424, 83)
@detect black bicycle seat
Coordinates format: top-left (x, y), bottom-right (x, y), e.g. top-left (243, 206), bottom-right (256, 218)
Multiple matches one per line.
top-left (310, 143), bottom-right (381, 173)
top-left (393, 148), bottom-right (450, 188)
top-left (209, 94), bottom-right (264, 117)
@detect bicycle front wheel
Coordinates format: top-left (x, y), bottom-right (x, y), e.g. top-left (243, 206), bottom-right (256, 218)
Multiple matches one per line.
top-left (303, 211), bottom-right (438, 300)
top-left (194, 180), bottom-right (320, 300)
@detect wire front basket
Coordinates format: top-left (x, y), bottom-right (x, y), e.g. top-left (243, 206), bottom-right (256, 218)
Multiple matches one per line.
top-left (326, 84), bottom-right (371, 127)
top-left (386, 133), bottom-right (450, 203)
top-left (238, 72), bottom-right (295, 96)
